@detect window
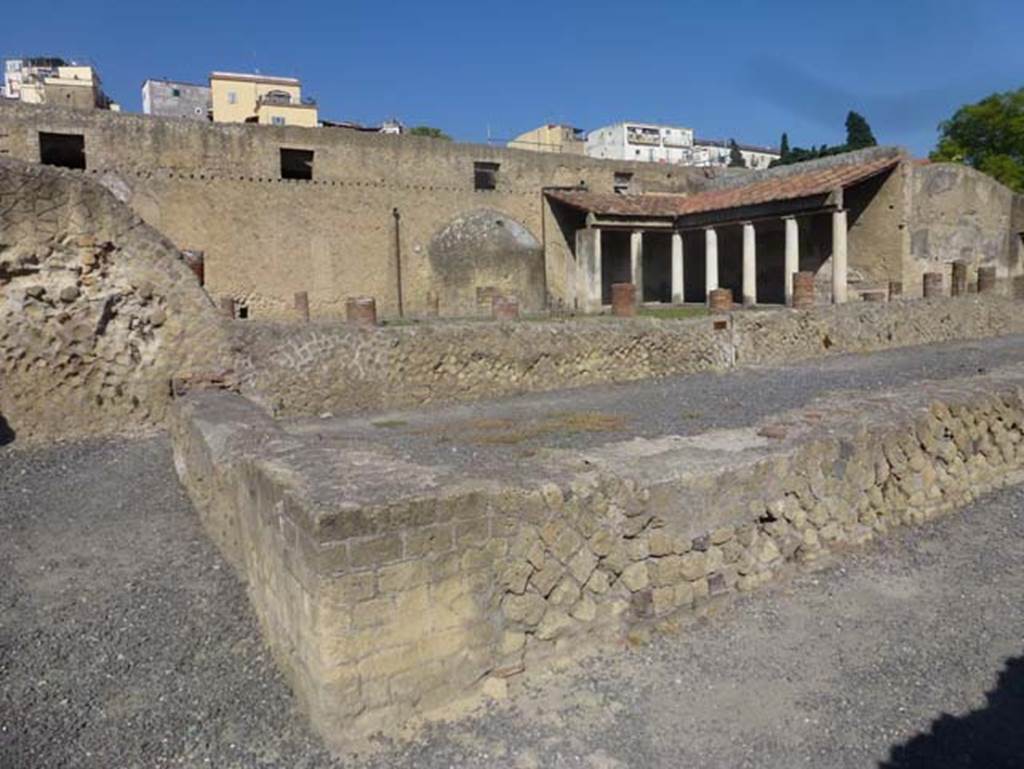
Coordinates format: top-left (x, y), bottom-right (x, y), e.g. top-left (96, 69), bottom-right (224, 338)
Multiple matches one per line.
top-left (280, 148), bottom-right (314, 180)
top-left (614, 172), bottom-right (633, 194)
top-left (271, 116), bottom-right (286, 126)
top-left (227, 91), bottom-right (237, 105)
top-left (39, 132), bottom-right (86, 169)
top-left (171, 87), bottom-right (181, 97)
top-left (473, 161), bottom-right (499, 191)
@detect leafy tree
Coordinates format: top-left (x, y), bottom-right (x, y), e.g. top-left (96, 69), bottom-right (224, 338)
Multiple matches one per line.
top-left (727, 139), bottom-right (747, 168)
top-left (779, 132), bottom-right (790, 161)
top-left (930, 87), bottom-right (1024, 192)
top-left (408, 125), bottom-right (452, 140)
top-left (845, 111), bottom-right (877, 149)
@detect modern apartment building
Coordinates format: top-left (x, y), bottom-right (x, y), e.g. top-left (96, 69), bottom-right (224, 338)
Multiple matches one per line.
top-left (141, 79), bottom-right (211, 120)
top-left (585, 122), bottom-right (695, 164)
top-left (209, 71), bottom-right (317, 126)
top-left (508, 123), bottom-right (585, 154)
top-left (3, 57), bottom-right (116, 110)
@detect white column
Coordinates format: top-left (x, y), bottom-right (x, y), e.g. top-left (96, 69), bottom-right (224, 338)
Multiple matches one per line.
top-left (742, 221), bottom-right (757, 306)
top-left (784, 216), bottom-right (799, 305)
top-left (591, 228), bottom-right (603, 309)
top-left (630, 230), bottom-right (643, 302)
top-left (704, 227), bottom-right (719, 299)
top-left (832, 209), bottom-right (848, 304)
top-left (671, 232), bottom-right (684, 304)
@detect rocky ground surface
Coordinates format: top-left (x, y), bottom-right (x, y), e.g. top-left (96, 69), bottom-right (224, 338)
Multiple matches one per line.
top-left (288, 334), bottom-right (1024, 473)
top-left (2, 427), bottom-right (1023, 768)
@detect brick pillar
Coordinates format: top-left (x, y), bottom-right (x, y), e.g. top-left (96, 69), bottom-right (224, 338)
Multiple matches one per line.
top-left (792, 271), bottom-right (815, 309)
top-left (977, 266), bottom-right (997, 294)
top-left (424, 291), bottom-right (439, 317)
top-left (611, 283), bottom-right (637, 317)
top-left (888, 281), bottom-right (903, 299)
top-left (951, 261), bottom-right (968, 296)
top-left (708, 287), bottom-right (733, 314)
top-left (294, 291), bottom-right (310, 322)
top-left (346, 296), bottom-right (377, 326)
top-left (922, 272), bottom-right (944, 298)
top-left (492, 295), bottom-right (520, 321)
top-left (219, 296), bottom-right (235, 319)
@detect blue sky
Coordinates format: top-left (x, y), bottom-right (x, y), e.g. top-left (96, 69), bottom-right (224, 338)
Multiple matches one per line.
top-left (3, 0), bottom-right (1021, 155)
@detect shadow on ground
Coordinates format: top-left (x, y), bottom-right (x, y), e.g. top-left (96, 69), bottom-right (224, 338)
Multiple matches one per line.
top-left (880, 654), bottom-right (1024, 768)
top-left (0, 414), bottom-right (14, 446)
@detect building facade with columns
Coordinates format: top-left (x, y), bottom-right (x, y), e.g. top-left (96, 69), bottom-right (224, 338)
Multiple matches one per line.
top-left (547, 147), bottom-right (1024, 312)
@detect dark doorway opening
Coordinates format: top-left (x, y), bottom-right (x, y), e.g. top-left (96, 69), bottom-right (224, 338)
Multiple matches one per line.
top-left (39, 132), bottom-right (86, 170)
top-left (642, 232), bottom-right (672, 302)
top-left (280, 148), bottom-right (314, 180)
top-left (600, 230), bottom-right (631, 304)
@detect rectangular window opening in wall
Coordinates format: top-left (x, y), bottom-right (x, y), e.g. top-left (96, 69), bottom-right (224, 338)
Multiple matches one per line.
top-left (474, 161), bottom-right (500, 191)
top-left (271, 116), bottom-right (285, 126)
top-left (39, 132), bottom-right (86, 170)
top-left (614, 172), bottom-right (634, 194)
top-left (280, 148), bottom-right (314, 181)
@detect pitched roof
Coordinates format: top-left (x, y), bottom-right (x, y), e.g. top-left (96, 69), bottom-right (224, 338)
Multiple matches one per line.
top-left (545, 156), bottom-right (900, 219)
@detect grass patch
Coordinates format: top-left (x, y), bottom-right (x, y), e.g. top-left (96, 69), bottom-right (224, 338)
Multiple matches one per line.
top-left (429, 410), bottom-right (628, 446)
top-left (371, 419), bottom-right (409, 429)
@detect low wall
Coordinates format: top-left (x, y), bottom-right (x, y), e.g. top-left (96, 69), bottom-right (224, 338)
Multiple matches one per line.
top-left (170, 364), bottom-right (1024, 747)
top-left (0, 158), bottom-right (232, 442)
top-left (236, 296), bottom-right (1024, 418)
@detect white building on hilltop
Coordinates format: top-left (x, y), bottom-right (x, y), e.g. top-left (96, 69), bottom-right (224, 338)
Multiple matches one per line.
top-left (693, 138), bottom-right (780, 170)
top-left (585, 122), bottom-right (695, 164)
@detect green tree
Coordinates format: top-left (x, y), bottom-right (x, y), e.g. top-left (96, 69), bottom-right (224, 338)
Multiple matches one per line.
top-left (931, 87), bottom-right (1024, 192)
top-left (845, 111), bottom-right (877, 149)
top-left (780, 132), bottom-right (790, 160)
top-left (727, 139), bottom-right (747, 168)
top-left (408, 125), bottom-right (452, 140)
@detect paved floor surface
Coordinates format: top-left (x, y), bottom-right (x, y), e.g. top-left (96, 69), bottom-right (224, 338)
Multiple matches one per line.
top-left (288, 334), bottom-right (1024, 474)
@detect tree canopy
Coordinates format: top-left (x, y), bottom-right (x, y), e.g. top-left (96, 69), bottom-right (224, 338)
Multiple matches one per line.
top-left (727, 139), bottom-right (747, 168)
top-left (770, 111), bottom-right (879, 167)
top-left (407, 125), bottom-right (452, 140)
top-left (845, 111), bottom-right (877, 149)
top-left (930, 87), bottom-right (1024, 192)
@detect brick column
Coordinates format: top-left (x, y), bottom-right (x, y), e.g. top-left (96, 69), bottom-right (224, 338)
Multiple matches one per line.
top-left (705, 227), bottom-right (719, 301)
top-left (346, 296), bottom-right (377, 326)
top-left (977, 266), bottom-right (997, 294)
top-left (611, 283), bottom-right (637, 317)
top-left (742, 221), bottom-right (756, 306)
top-left (630, 230), bottom-right (644, 304)
top-left (792, 271), bottom-right (815, 309)
top-left (671, 232), bottom-right (684, 304)
top-left (951, 260), bottom-right (968, 296)
top-left (784, 216), bottom-right (799, 305)
top-left (294, 291), bottom-right (310, 322)
top-left (923, 272), bottom-right (944, 298)
top-left (832, 209), bottom-right (848, 304)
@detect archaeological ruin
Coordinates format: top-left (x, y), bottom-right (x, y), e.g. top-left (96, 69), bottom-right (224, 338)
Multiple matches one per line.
top-left (3, 99), bottom-right (1024, 750)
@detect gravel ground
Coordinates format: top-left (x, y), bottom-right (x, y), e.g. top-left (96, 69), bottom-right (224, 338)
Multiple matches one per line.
top-left (2, 433), bottom-right (1023, 768)
top-left (288, 334), bottom-right (1024, 473)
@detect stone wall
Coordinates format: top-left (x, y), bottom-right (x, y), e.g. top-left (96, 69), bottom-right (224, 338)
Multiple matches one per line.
top-left (170, 360), bottom-right (1024, 747)
top-left (0, 158), bottom-right (232, 442)
top-left (908, 162), bottom-right (1024, 294)
top-left (234, 296), bottom-right (1024, 419)
top-left (0, 102), bottom-right (707, 319)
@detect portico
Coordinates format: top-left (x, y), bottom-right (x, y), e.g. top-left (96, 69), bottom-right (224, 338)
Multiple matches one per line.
top-left (550, 155), bottom-right (896, 313)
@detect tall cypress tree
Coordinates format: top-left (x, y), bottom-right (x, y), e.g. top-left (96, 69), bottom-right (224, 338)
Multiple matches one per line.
top-left (779, 132), bottom-right (790, 161)
top-left (845, 111), bottom-right (877, 149)
top-left (728, 139), bottom-right (747, 168)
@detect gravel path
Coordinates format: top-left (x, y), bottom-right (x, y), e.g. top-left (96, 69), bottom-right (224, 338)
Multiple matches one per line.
top-left (288, 334), bottom-right (1024, 473)
top-left (2, 433), bottom-right (1023, 768)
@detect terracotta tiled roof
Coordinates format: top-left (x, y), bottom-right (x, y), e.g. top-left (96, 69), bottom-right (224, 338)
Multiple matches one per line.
top-left (546, 156), bottom-right (899, 219)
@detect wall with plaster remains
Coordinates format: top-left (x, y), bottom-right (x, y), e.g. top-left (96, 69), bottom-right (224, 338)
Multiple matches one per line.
top-left (0, 158), bottom-right (232, 442)
top-left (908, 163), bottom-right (1023, 294)
top-left (0, 102), bottom-right (707, 319)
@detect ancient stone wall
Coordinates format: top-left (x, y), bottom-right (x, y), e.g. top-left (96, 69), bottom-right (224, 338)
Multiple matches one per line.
top-left (170, 361), bottom-right (1024, 747)
top-left (0, 158), bottom-right (232, 442)
top-left (234, 296), bottom-right (1024, 419)
top-left (909, 162), bottom-right (1023, 294)
top-left (0, 102), bottom-right (707, 319)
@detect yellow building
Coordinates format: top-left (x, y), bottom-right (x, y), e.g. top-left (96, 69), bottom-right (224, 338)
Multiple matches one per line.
top-left (508, 124), bottom-right (585, 154)
top-left (209, 71), bottom-right (317, 126)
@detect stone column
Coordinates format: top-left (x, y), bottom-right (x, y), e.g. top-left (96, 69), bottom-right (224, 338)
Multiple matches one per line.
top-left (294, 291), bottom-right (310, 322)
top-left (832, 209), bottom-right (848, 304)
top-left (742, 221), bottom-right (756, 306)
top-left (630, 230), bottom-right (644, 303)
top-left (978, 266), bottom-right (997, 294)
top-left (784, 216), bottom-right (799, 305)
top-left (671, 232), bottom-right (684, 304)
top-left (705, 227), bottom-right (719, 299)
top-left (575, 228), bottom-right (603, 312)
